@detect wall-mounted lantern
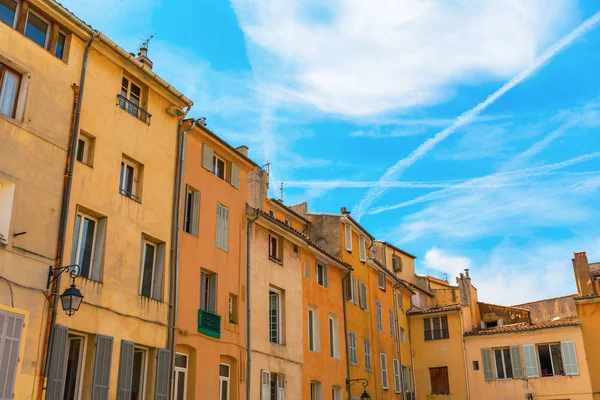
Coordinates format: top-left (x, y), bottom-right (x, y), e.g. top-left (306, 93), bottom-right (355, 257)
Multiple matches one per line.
top-left (346, 378), bottom-right (371, 400)
top-left (47, 264), bottom-right (84, 316)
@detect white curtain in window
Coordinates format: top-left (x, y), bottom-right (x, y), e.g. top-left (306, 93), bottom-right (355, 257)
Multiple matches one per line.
top-left (0, 70), bottom-right (19, 117)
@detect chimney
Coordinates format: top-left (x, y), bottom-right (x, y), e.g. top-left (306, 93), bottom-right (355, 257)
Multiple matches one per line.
top-left (456, 271), bottom-right (471, 306)
top-left (572, 251), bottom-right (595, 296)
top-left (290, 202), bottom-right (308, 218)
top-left (248, 166), bottom-right (269, 209)
top-left (136, 47), bottom-right (153, 69)
top-left (341, 207), bottom-right (349, 215)
top-left (236, 145), bottom-right (249, 157)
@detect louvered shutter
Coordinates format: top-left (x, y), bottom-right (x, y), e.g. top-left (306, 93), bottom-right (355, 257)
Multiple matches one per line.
top-left (155, 348), bottom-right (170, 400)
top-left (277, 374), bottom-right (286, 400)
top-left (231, 163), bottom-right (240, 189)
top-left (223, 206), bottom-right (229, 251)
top-left (116, 341), bottom-right (135, 400)
top-left (192, 191), bottom-right (200, 236)
top-left (561, 341), bottom-right (579, 375)
top-left (393, 359), bottom-right (401, 393)
top-left (359, 236), bottom-right (366, 261)
top-left (380, 353), bottom-right (388, 389)
top-left (209, 274), bottom-right (218, 314)
top-left (522, 344), bottom-right (539, 378)
top-left (389, 309), bottom-right (395, 337)
top-left (260, 370), bottom-right (270, 400)
top-left (376, 301), bottom-right (382, 331)
top-left (481, 348), bottom-right (494, 381)
top-left (352, 277), bottom-right (357, 305)
top-left (91, 335), bottom-right (113, 400)
top-left (510, 346), bottom-right (524, 379)
top-left (345, 224), bottom-right (352, 251)
top-left (46, 325), bottom-right (69, 400)
top-left (0, 311), bottom-right (25, 400)
top-left (202, 144), bottom-right (213, 170)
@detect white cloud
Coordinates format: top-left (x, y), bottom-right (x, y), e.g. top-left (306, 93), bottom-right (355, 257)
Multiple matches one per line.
top-left (233, 0), bottom-right (576, 116)
top-left (423, 248), bottom-right (471, 283)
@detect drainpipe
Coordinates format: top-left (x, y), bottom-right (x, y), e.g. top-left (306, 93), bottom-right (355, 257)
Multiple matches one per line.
top-left (37, 31), bottom-right (97, 400)
top-left (459, 310), bottom-right (471, 400)
top-left (342, 270), bottom-right (352, 400)
top-left (393, 283), bottom-right (404, 399)
top-left (246, 208), bottom-right (260, 400)
top-left (407, 303), bottom-right (416, 399)
top-left (168, 116), bottom-right (195, 394)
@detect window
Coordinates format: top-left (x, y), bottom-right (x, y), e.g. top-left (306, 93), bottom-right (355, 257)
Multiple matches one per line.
top-left (63, 334), bottom-right (86, 400)
top-left (328, 314), bottom-right (339, 359)
top-left (71, 210), bottom-right (106, 281)
top-left (269, 289), bottom-right (282, 344)
top-left (269, 234), bottom-right (282, 263)
top-left (424, 315), bottom-right (449, 340)
top-left (537, 343), bottom-right (565, 377)
top-left (494, 348), bottom-right (514, 379)
top-left (132, 347), bottom-right (147, 399)
top-left (200, 270), bottom-right (217, 313)
top-left (55, 31), bottom-right (67, 59)
top-left (270, 373), bottom-right (285, 400)
top-left (473, 361), bottom-right (479, 371)
top-left (398, 292), bottom-right (404, 311)
top-left (76, 132), bottom-right (94, 166)
top-left (344, 224), bottom-right (352, 252)
top-left (393, 359), bottom-right (401, 393)
top-left (228, 293), bottom-right (238, 324)
top-left (359, 236), bottom-right (366, 261)
top-left (0, 310), bottom-right (24, 400)
top-left (331, 386), bottom-right (342, 400)
top-left (369, 245), bottom-right (376, 260)
top-left (310, 381), bottom-right (322, 400)
top-left (0, 62), bottom-right (21, 118)
top-left (400, 328), bottom-right (406, 343)
top-left (389, 309), bottom-right (395, 337)
top-left (0, 0), bottom-right (18, 27)
top-left (140, 240), bottom-right (158, 298)
top-left (380, 353), bottom-right (389, 389)
top-left (402, 365), bottom-right (412, 393)
top-left (429, 367), bottom-right (450, 395)
top-left (304, 258), bottom-right (311, 279)
top-left (119, 157), bottom-right (141, 201)
top-left (213, 154), bottom-right (226, 180)
top-left (358, 281), bottom-right (368, 311)
top-left (348, 332), bottom-right (357, 365)
top-left (346, 276), bottom-right (357, 304)
top-left (261, 370), bottom-right (270, 400)
top-left (364, 339), bottom-right (372, 370)
top-left (392, 256), bottom-right (402, 271)
top-left (316, 261), bottom-right (328, 287)
top-left (174, 353), bottom-right (188, 400)
top-left (377, 271), bottom-right (386, 290)
top-left (119, 76), bottom-right (145, 120)
top-left (219, 363), bottom-right (230, 400)
top-left (216, 203), bottom-right (229, 251)
top-left (25, 11), bottom-right (50, 48)
top-left (376, 300), bottom-right (383, 331)
top-left (308, 306), bottom-right (319, 352)
top-left (183, 186), bottom-right (200, 236)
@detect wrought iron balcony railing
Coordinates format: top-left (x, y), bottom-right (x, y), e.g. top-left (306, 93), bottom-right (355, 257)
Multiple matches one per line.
top-left (424, 328), bottom-right (449, 341)
top-left (117, 94), bottom-right (152, 125)
top-left (198, 309), bottom-right (221, 338)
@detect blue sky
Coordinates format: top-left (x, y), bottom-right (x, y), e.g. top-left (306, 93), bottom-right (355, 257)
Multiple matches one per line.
top-left (64, 0), bottom-right (600, 304)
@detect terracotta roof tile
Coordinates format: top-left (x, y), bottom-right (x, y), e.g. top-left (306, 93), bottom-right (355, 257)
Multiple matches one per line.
top-left (407, 303), bottom-right (462, 315)
top-left (465, 316), bottom-right (580, 336)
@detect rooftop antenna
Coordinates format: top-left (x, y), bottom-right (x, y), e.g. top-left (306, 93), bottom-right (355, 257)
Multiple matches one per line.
top-left (140, 34), bottom-right (155, 52)
top-left (279, 182), bottom-right (284, 201)
top-left (443, 273), bottom-right (448, 282)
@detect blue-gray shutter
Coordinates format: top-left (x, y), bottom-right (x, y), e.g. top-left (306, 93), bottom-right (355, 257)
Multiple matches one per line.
top-left (116, 341), bottom-right (135, 400)
top-left (510, 345), bottom-right (524, 379)
top-left (0, 311), bottom-right (25, 400)
top-left (523, 344), bottom-right (539, 378)
top-left (46, 325), bottom-right (69, 400)
top-left (481, 348), bottom-right (494, 381)
top-left (152, 244), bottom-right (165, 301)
top-left (155, 348), bottom-right (170, 400)
top-left (91, 335), bottom-right (113, 400)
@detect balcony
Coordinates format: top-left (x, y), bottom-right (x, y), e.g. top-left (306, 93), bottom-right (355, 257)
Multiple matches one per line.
top-left (424, 329), bottom-right (449, 341)
top-left (198, 309), bottom-right (221, 338)
top-left (117, 94), bottom-right (152, 125)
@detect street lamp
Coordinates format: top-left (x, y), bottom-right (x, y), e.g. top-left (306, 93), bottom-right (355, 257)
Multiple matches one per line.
top-left (47, 264), bottom-right (84, 316)
top-left (346, 378), bottom-right (371, 400)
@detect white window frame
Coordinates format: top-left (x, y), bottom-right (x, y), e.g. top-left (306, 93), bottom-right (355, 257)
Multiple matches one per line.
top-left (276, 374), bottom-right (286, 400)
top-left (308, 306), bottom-right (319, 352)
top-left (380, 353), bottom-right (389, 390)
top-left (393, 359), bottom-right (401, 394)
top-left (139, 240), bottom-right (157, 298)
top-left (376, 300), bottom-right (383, 331)
top-left (344, 224), bottom-right (352, 252)
top-left (1, 0), bottom-right (20, 28)
top-left (269, 289), bottom-right (282, 344)
top-left (132, 346), bottom-right (148, 399)
top-left (173, 353), bottom-right (188, 400)
top-left (76, 135), bottom-right (91, 165)
top-left (316, 261), bottom-right (328, 288)
top-left (359, 236), bottom-right (366, 262)
top-left (25, 9), bottom-right (51, 48)
top-left (536, 342), bottom-right (567, 377)
top-left (55, 30), bottom-right (68, 59)
top-left (219, 363), bottom-right (230, 400)
top-left (212, 153), bottom-right (227, 180)
top-left (310, 381), bottom-right (322, 400)
top-left (200, 270), bottom-right (217, 313)
top-left (328, 314), bottom-right (339, 359)
top-left (364, 339), bottom-right (372, 371)
top-left (332, 386), bottom-right (342, 400)
top-left (73, 211), bottom-right (98, 279)
top-left (378, 271), bottom-right (386, 291)
top-left (349, 331), bottom-right (357, 365)
top-left (121, 76), bottom-right (142, 103)
top-left (119, 158), bottom-right (139, 199)
top-left (64, 334), bottom-right (87, 400)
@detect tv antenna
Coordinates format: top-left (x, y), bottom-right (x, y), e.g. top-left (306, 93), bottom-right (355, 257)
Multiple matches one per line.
top-left (140, 34), bottom-right (155, 51)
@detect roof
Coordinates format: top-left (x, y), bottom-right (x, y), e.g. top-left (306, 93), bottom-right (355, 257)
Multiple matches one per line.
top-left (478, 302), bottom-right (530, 312)
top-left (375, 240), bottom-right (417, 259)
top-left (512, 294), bottom-right (576, 308)
top-left (407, 281), bottom-right (435, 297)
top-left (191, 121), bottom-right (259, 168)
top-left (574, 293), bottom-right (600, 300)
top-left (344, 214), bottom-right (375, 240)
top-left (249, 207), bottom-right (351, 271)
top-left (268, 199), bottom-right (311, 225)
top-left (407, 303), bottom-right (462, 316)
top-left (465, 317), bottom-right (580, 337)
top-left (370, 258), bottom-right (415, 294)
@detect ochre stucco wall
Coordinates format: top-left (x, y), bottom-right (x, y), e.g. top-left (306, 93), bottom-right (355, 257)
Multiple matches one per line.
top-left (575, 298), bottom-right (600, 398)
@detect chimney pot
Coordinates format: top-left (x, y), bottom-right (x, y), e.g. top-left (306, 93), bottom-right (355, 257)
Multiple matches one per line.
top-left (574, 252), bottom-right (587, 259)
top-left (465, 269), bottom-right (470, 278)
top-left (236, 145), bottom-right (249, 157)
top-left (341, 207), bottom-right (348, 214)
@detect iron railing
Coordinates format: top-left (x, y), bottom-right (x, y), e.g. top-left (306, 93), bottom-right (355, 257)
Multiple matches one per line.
top-left (424, 328), bottom-right (449, 341)
top-left (198, 309), bottom-right (221, 338)
top-left (119, 188), bottom-right (140, 202)
top-left (117, 94), bottom-right (152, 125)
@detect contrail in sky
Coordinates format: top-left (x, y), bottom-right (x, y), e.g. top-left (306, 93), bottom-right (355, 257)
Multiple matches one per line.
top-left (352, 11), bottom-right (600, 221)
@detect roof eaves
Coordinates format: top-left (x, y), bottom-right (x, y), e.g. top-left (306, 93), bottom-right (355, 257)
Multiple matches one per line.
top-left (191, 121), bottom-right (259, 168)
top-left (268, 198), bottom-right (311, 224)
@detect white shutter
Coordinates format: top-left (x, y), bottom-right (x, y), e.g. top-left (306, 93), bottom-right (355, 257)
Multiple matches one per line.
top-left (202, 143), bottom-right (213, 170)
top-left (561, 341), bottom-right (579, 375)
top-left (277, 374), bottom-right (286, 400)
top-left (380, 353), bottom-right (388, 389)
top-left (345, 224), bottom-right (352, 251)
top-left (522, 344), bottom-right (539, 378)
top-left (352, 277), bottom-right (357, 305)
top-left (260, 370), bottom-right (271, 400)
top-left (359, 236), bottom-right (366, 261)
top-left (393, 359), bottom-right (401, 393)
top-left (376, 301), bottom-right (382, 331)
top-left (192, 191), bottom-right (200, 236)
top-left (481, 348), bottom-right (494, 381)
top-left (389, 309), bottom-right (395, 337)
top-left (0, 311), bottom-right (25, 400)
top-left (510, 346), bottom-right (524, 379)
top-left (231, 163), bottom-right (241, 189)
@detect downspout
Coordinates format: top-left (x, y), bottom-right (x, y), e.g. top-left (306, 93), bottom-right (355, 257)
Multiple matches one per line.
top-left (246, 209), bottom-right (260, 400)
top-left (408, 303), bottom-right (416, 399)
top-left (460, 310), bottom-right (471, 400)
top-left (342, 270), bottom-right (352, 400)
top-left (38, 31), bottom-right (97, 400)
top-left (392, 283), bottom-right (403, 399)
top-left (168, 116), bottom-right (195, 394)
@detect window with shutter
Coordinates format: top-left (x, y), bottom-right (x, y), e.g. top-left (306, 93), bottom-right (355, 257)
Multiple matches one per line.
top-left (316, 261), bottom-right (328, 287)
top-left (380, 353), bottom-right (389, 389)
top-left (377, 271), bottom-right (386, 290)
top-left (116, 341), bottom-right (135, 400)
top-left (91, 335), bottom-right (114, 400)
top-left (376, 301), bottom-right (383, 331)
top-left (510, 346), bottom-right (524, 379)
top-left (364, 339), bottom-right (371, 370)
top-left (429, 367), bottom-right (449, 395)
top-left (522, 344), bottom-right (539, 378)
top-left (231, 163), bottom-right (241, 189)
top-left (561, 340), bottom-right (579, 376)
top-left (173, 353), bottom-right (188, 400)
top-left (219, 363), bottom-right (230, 400)
top-left (200, 270), bottom-right (218, 314)
top-left (202, 144), bottom-right (214, 171)
top-left (155, 348), bottom-right (170, 400)
top-left (46, 325), bottom-right (69, 400)
top-left (389, 309), bottom-right (395, 337)
top-left (359, 236), bottom-right (366, 261)
top-left (328, 314), bottom-right (339, 359)
top-left (63, 335), bottom-right (86, 400)
top-left (260, 370), bottom-right (271, 400)
top-left (344, 224), bottom-right (352, 252)
top-left (349, 332), bottom-right (357, 365)
top-left (481, 348), bottom-right (494, 381)
top-left (393, 359), bottom-right (401, 393)
top-left (277, 374), bottom-right (286, 400)
top-left (183, 186), bottom-right (200, 236)
top-left (216, 203), bottom-right (229, 251)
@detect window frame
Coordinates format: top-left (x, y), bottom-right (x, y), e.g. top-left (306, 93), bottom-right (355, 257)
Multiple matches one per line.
top-left (364, 338), bottom-right (372, 371)
top-left (173, 353), bottom-right (188, 400)
top-left (328, 314), bottom-right (339, 359)
top-left (212, 153), bottom-right (227, 181)
top-left (131, 346), bottom-right (148, 400)
top-left (344, 224), bottom-right (352, 252)
top-left (0, 62), bottom-right (23, 119)
top-left (392, 255), bottom-right (402, 272)
top-left (24, 9), bottom-right (51, 49)
top-left (139, 240), bottom-right (158, 298)
top-left (536, 342), bottom-right (565, 377)
top-left (63, 334), bottom-right (87, 400)
top-left (308, 306), bottom-right (319, 352)
top-left (269, 289), bottom-right (282, 344)
top-left (493, 347), bottom-right (513, 380)
top-left (119, 158), bottom-right (139, 200)
top-left (72, 210), bottom-right (98, 280)
top-left (269, 233), bottom-right (282, 263)
top-left (423, 315), bottom-right (449, 341)
top-left (377, 271), bottom-right (386, 291)
top-left (380, 353), bottom-right (389, 390)
top-left (359, 236), bottom-right (366, 262)
top-left (54, 29), bottom-right (68, 60)
top-left (183, 185), bottom-right (200, 236)
top-left (348, 331), bottom-right (357, 365)
top-left (310, 381), bottom-right (322, 400)
top-left (0, 0), bottom-right (20, 28)
top-left (200, 270), bottom-right (217, 313)
top-left (219, 363), bottom-right (230, 400)
top-left (316, 261), bottom-right (328, 288)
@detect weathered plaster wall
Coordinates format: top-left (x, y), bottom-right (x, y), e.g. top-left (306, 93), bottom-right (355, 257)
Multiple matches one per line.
top-left (515, 295), bottom-right (577, 323)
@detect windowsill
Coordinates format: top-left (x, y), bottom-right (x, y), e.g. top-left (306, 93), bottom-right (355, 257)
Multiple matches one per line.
top-left (225, 321), bottom-right (239, 333)
top-left (182, 230), bottom-right (198, 238)
top-left (424, 338), bottom-right (450, 342)
top-left (269, 256), bottom-right (283, 265)
top-left (378, 287), bottom-right (386, 291)
top-left (216, 246), bottom-right (229, 253)
top-left (119, 191), bottom-right (142, 203)
top-left (76, 160), bottom-right (93, 168)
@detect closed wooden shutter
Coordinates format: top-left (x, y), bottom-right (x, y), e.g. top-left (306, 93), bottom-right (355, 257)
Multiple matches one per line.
top-left (116, 341), bottom-right (135, 400)
top-left (481, 348), bottom-right (494, 381)
top-left (522, 344), bottom-right (539, 378)
top-left (510, 346), bottom-right (524, 379)
top-left (380, 353), bottom-right (388, 389)
top-left (231, 163), bottom-right (240, 189)
top-left (359, 236), bottom-right (366, 261)
top-left (561, 341), bottom-right (579, 375)
top-left (91, 335), bottom-right (113, 400)
top-left (393, 359), bottom-right (401, 393)
top-left (92, 217), bottom-right (106, 282)
top-left (430, 367), bottom-right (449, 394)
top-left (344, 224), bottom-right (352, 251)
top-left (192, 191), bottom-right (200, 236)
top-left (0, 311), bottom-right (25, 400)
top-left (46, 325), bottom-right (69, 400)
top-left (260, 370), bottom-right (270, 400)
top-left (441, 316), bottom-right (449, 339)
top-left (155, 348), bottom-right (170, 400)
top-left (202, 143), bottom-right (213, 170)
